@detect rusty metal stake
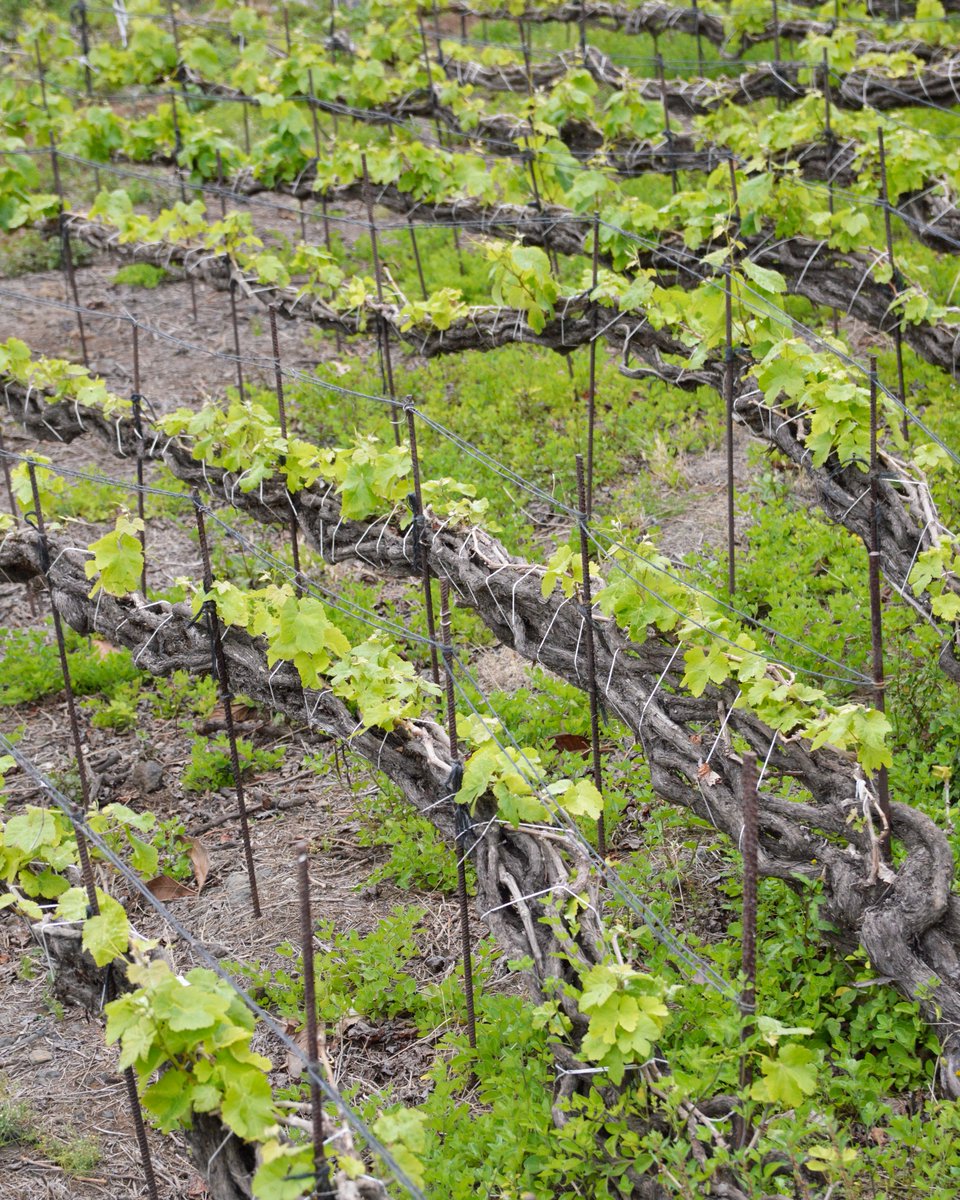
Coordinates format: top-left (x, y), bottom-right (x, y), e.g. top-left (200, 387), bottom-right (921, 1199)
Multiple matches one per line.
top-left (75, 0), bottom-right (94, 97)
top-left (307, 69), bottom-right (322, 159)
top-left (46, 137), bottom-right (89, 368)
top-left (585, 211), bottom-right (600, 518)
top-left (168, 93), bottom-right (198, 322)
top-left (877, 129), bottom-right (908, 442)
top-left (193, 495), bottom-right (262, 917)
top-left (27, 462), bottom-right (98, 911)
top-left (407, 217), bottom-right (428, 301)
top-left (228, 277), bottom-right (245, 399)
top-left (656, 55), bottom-right (678, 195)
top-left (361, 155), bottom-right (400, 444)
top-left (822, 51), bottom-right (840, 338)
top-left (296, 841), bottom-right (334, 1198)
top-left (131, 322), bottom-right (147, 596)
top-left (575, 454), bottom-right (606, 858)
top-left (868, 357), bottom-right (894, 861)
top-left (724, 265), bottom-right (736, 595)
top-left (405, 404), bottom-right (441, 686)
top-left (439, 579), bottom-right (477, 1053)
top-left (268, 308), bottom-right (303, 593)
top-left (736, 750), bottom-right (758, 1148)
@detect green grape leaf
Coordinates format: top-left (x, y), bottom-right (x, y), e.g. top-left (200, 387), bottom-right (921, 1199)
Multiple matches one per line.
top-left (82, 893), bottom-right (130, 966)
top-left (85, 515), bottom-right (145, 597)
top-left (750, 1042), bottom-right (818, 1108)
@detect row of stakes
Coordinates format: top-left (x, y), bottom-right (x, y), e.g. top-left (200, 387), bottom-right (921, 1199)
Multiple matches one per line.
top-left (10, 14), bottom-right (907, 1171)
top-left (0, 322), bottom-right (775, 1188)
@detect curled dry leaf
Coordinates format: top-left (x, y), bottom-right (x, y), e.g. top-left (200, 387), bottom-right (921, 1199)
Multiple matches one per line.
top-left (188, 838), bottom-right (211, 893)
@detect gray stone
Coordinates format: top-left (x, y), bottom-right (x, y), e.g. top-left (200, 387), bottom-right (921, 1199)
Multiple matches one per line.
top-left (130, 758), bottom-right (164, 795)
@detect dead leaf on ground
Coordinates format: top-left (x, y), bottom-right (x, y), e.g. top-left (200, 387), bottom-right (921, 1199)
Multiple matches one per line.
top-left (145, 875), bottom-right (196, 901)
top-left (89, 638), bottom-right (115, 660)
top-left (188, 839), bottom-right (211, 893)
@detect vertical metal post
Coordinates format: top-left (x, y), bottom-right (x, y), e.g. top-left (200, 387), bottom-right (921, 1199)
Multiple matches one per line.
top-left (307, 69), bottom-right (322, 160)
top-left (418, 11), bottom-right (446, 148)
top-left (823, 51), bottom-right (839, 338)
top-left (131, 321), bottom-right (147, 596)
top-left (281, 3), bottom-right (291, 54)
top-left (0, 430), bottom-right (37, 616)
top-left (518, 18), bottom-right (534, 96)
top-left (242, 99), bottom-right (251, 156)
top-left (404, 404), bottom-right (440, 687)
top-left (724, 266), bottom-right (736, 596)
top-left (736, 750), bottom-right (758, 1148)
top-left (215, 148), bottom-right (228, 219)
top-left (27, 462), bottom-right (98, 912)
top-left (228, 278), bottom-right (245, 399)
top-left (296, 842), bottom-right (333, 1199)
top-left (656, 55), bottom-right (678, 195)
top-left (168, 93), bottom-right (198, 323)
top-left (692, 0), bottom-right (705, 75)
top-left (575, 454), bottom-right (606, 859)
top-left (43, 121), bottom-right (89, 368)
top-left (76, 1), bottom-right (94, 97)
top-left (439, 578), bottom-right (477, 1052)
top-left (877, 129), bottom-right (908, 442)
top-left (268, 309), bottom-right (303, 592)
top-left (868, 358), bottom-right (894, 862)
top-left (407, 217), bottom-right (428, 301)
top-left (361, 154), bottom-right (400, 444)
top-left (585, 211), bottom-right (600, 518)
top-left (193, 496), bottom-right (262, 917)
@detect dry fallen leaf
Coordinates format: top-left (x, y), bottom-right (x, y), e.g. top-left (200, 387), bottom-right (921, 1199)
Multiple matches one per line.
top-left (145, 875), bottom-right (195, 901)
top-left (697, 761), bottom-right (721, 786)
top-left (188, 839), bottom-right (211, 893)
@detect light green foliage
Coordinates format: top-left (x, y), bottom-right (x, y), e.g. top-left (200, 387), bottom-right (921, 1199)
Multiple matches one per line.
top-left (112, 263), bottom-right (169, 288)
top-left (328, 634), bottom-right (439, 731)
top-left (577, 962), bottom-right (670, 1084)
top-left (0, 625), bottom-right (141, 706)
top-left (181, 734), bottom-right (285, 794)
top-left (487, 242), bottom-right (560, 334)
top-left (85, 515), bottom-right (145, 597)
top-left (0, 800), bottom-right (161, 918)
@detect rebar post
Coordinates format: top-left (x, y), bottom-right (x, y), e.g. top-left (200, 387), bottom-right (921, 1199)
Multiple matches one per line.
top-left (877, 129), bottom-right (908, 441)
top-left (168, 93), bottom-right (198, 322)
top-left (736, 750), bottom-right (758, 1148)
top-left (575, 454), bottom-right (606, 858)
top-left (405, 404), bottom-right (440, 686)
top-left (724, 265), bottom-right (736, 595)
top-left (45, 132), bottom-right (89, 368)
top-left (307, 69), bottom-right (322, 159)
top-left (407, 217), bottom-right (428, 301)
top-left (585, 211), bottom-right (600, 518)
top-left (193, 495), bottom-right (262, 917)
top-left (131, 322), bottom-right (147, 596)
top-left (228, 276), bottom-right (245, 399)
top-left (361, 154), bottom-right (400, 444)
top-left (26, 462), bottom-right (98, 912)
top-left (268, 308), bottom-right (303, 593)
top-left (75, 0), bottom-right (94, 97)
top-left (822, 51), bottom-right (839, 337)
top-left (656, 55), bottom-right (678, 195)
top-left (440, 579), bottom-right (477, 1053)
top-left (868, 358), bottom-right (894, 861)
top-left (296, 841), bottom-right (334, 1198)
